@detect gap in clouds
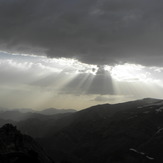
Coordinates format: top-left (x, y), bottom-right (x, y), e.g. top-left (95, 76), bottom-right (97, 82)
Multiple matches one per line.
top-left (0, 52), bottom-right (163, 110)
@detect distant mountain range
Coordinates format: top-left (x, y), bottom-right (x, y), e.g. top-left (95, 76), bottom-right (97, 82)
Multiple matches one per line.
top-left (39, 108), bottom-right (76, 115)
top-left (1, 98), bottom-right (163, 162)
top-left (0, 108), bottom-right (76, 121)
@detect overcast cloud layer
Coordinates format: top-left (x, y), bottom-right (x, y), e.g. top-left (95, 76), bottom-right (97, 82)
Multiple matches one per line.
top-left (0, 0), bottom-right (163, 66)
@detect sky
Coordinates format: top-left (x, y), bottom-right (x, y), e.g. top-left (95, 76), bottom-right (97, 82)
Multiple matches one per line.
top-left (0, 0), bottom-right (163, 110)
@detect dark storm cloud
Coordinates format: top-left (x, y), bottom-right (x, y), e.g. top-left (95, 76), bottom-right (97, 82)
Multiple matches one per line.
top-left (0, 0), bottom-right (163, 66)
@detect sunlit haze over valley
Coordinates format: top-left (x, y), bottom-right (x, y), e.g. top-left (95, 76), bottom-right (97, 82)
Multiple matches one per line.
top-left (0, 51), bottom-right (163, 110)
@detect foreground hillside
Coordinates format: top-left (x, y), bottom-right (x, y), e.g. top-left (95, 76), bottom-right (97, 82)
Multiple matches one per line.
top-left (0, 124), bottom-right (53, 163)
top-left (38, 98), bottom-right (163, 163)
top-left (1, 98), bottom-right (163, 162)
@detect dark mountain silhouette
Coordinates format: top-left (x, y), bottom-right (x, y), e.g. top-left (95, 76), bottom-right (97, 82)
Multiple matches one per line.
top-left (0, 123), bottom-right (54, 163)
top-left (17, 112), bottom-right (74, 138)
top-left (1, 98), bottom-right (163, 162)
top-left (0, 118), bottom-right (16, 127)
top-left (0, 109), bottom-right (75, 138)
top-left (36, 98), bottom-right (163, 163)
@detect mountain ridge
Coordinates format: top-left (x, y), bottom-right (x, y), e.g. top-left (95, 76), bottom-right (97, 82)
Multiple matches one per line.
top-left (38, 98), bottom-right (163, 163)
top-left (0, 98), bottom-right (163, 162)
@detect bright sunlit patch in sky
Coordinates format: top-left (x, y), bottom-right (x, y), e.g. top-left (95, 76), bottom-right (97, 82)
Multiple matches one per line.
top-left (110, 63), bottom-right (157, 83)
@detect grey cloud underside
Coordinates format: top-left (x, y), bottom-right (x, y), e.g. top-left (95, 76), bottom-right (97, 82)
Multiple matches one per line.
top-left (0, 0), bottom-right (163, 66)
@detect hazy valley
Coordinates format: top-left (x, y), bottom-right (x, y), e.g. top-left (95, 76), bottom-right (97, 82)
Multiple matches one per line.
top-left (0, 98), bottom-right (163, 162)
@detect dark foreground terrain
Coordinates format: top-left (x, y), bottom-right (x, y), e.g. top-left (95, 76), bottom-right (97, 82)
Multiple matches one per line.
top-left (0, 124), bottom-right (53, 163)
top-left (1, 98), bottom-right (163, 162)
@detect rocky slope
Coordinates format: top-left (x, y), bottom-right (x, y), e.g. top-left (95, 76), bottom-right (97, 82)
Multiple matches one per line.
top-left (0, 124), bottom-right (54, 163)
top-left (39, 98), bottom-right (163, 163)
